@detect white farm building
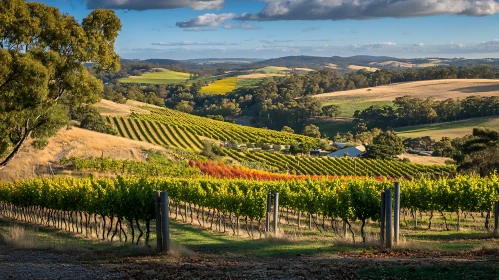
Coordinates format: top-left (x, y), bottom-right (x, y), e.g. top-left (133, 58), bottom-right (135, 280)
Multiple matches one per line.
top-left (327, 145), bottom-right (366, 158)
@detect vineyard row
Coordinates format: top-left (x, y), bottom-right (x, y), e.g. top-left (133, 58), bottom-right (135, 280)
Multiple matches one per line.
top-left (1, 176), bottom-right (497, 243)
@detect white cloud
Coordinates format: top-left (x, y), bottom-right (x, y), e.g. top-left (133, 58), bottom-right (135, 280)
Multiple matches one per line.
top-left (122, 40), bottom-right (499, 59)
top-left (152, 41), bottom-right (237, 46)
top-left (176, 13), bottom-right (236, 28)
top-left (222, 24), bottom-right (260, 30)
top-left (236, 0), bottom-right (499, 21)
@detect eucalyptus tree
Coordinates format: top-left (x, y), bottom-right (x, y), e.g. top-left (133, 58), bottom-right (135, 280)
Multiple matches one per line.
top-left (0, 0), bottom-right (121, 169)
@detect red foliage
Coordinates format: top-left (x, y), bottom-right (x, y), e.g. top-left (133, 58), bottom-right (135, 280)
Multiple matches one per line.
top-left (192, 161), bottom-right (388, 181)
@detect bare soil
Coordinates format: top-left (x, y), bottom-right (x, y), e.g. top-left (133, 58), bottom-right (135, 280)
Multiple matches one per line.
top-left (0, 244), bottom-right (124, 280)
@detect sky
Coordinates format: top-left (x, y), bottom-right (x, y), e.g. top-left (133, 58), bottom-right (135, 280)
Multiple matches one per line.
top-left (37, 0), bottom-right (499, 60)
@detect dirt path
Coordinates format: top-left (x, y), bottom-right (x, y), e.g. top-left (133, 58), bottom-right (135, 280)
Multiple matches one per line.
top-left (111, 249), bottom-right (499, 280)
top-left (0, 245), bottom-right (124, 280)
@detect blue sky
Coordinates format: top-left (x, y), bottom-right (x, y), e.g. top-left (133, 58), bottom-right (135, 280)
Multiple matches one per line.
top-left (38, 0), bottom-right (499, 60)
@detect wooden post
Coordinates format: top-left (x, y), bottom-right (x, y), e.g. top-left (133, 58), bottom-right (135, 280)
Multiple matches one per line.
top-left (266, 193), bottom-right (271, 232)
top-left (380, 191), bottom-right (385, 244)
top-left (494, 202), bottom-right (499, 235)
top-left (394, 182), bottom-right (401, 245)
top-left (273, 193), bottom-right (279, 235)
top-left (160, 192), bottom-right (171, 252)
top-left (154, 191), bottom-right (162, 251)
top-left (385, 189), bottom-right (392, 249)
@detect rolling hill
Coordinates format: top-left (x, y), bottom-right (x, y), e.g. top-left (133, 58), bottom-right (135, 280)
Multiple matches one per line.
top-left (105, 103), bottom-right (319, 150)
top-left (0, 126), bottom-right (165, 181)
top-left (395, 116), bottom-right (499, 139)
top-left (314, 79), bottom-right (499, 117)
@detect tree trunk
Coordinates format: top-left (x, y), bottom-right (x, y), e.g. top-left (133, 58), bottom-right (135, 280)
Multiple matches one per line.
top-left (0, 123), bottom-right (32, 170)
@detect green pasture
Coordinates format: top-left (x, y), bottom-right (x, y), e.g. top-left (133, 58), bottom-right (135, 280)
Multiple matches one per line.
top-left (119, 69), bottom-right (191, 85)
top-left (396, 116), bottom-right (499, 139)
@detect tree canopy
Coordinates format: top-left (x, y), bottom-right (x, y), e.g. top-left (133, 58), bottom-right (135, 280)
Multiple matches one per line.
top-left (364, 131), bottom-right (404, 160)
top-left (0, 0), bottom-right (121, 169)
top-left (453, 128), bottom-right (499, 177)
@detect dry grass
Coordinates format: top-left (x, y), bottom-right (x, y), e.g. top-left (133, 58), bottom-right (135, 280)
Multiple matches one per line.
top-left (238, 73), bottom-right (286, 79)
top-left (369, 60), bottom-right (446, 69)
top-left (95, 99), bottom-right (154, 116)
top-left (0, 126), bottom-right (164, 181)
top-left (348, 65), bottom-right (379, 72)
top-left (2, 225), bottom-right (40, 249)
top-left (314, 79), bottom-right (499, 102)
top-left (397, 154), bottom-right (450, 165)
top-left (370, 61), bottom-right (415, 68)
top-left (168, 242), bottom-right (198, 258)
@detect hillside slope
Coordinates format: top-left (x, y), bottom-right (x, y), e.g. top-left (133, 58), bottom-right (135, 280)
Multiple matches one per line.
top-left (396, 116), bottom-right (499, 139)
top-left (313, 79), bottom-right (499, 117)
top-left (0, 127), bottom-right (164, 181)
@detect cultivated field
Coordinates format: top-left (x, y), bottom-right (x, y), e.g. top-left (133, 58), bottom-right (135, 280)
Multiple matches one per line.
top-left (200, 77), bottom-right (238, 95)
top-left (238, 73), bottom-right (285, 79)
top-left (369, 59), bottom-right (447, 69)
top-left (315, 79), bottom-right (499, 117)
top-left (118, 68), bottom-right (191, 84)
top-left (348, 65), bottom-right (379, 72)
top-left (396, 116), bottom-right (499, 139)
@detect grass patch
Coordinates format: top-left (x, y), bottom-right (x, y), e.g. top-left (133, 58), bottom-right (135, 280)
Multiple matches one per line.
top-left (313, 120), bottom-right (355, 137)
top-left (321, 99), bottom-right (394, 118)
top-left (119, 69), bottom-right (191, 85)
top-left (236, 78), bottom-right (264, 88)
top-left (396, 116), bottom-right (499, 139)
top-left (200, 77), bottom-right (238, 95)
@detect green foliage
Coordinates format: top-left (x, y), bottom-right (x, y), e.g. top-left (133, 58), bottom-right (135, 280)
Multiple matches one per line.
top-left (31, 138), bottom-right (48, 150)
top-left (80, 113), bottom-right (117, 135)
top-left (365, 131), bottom-right (405, 160)
top-left (355, 95), bottom-right (499, 131)
top-left (454, 127), bottom-right (499, 176)
top-left (302, 124), bottom-right (321, 138)
top-left (60, 156), bottom-right (200, 177)
top-left (0, 0), bottom-right (121, 168)
top-left (2, 175), bottom-right (497, 244)
top-left (281, 126), bottom-right (295, 134)
top-left (222, 148), bottom-right (454, 177)
top-left (318, 139), bottom-right (331, 151)
top-left (322, 104), bottom-right (342, 119)
top-left (201, 140), bottom-right (219, 160)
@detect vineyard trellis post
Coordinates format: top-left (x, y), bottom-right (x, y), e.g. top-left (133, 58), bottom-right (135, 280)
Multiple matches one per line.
top-left (266, 193), bottom-right (272, 232)
top-left (394, 182), bottom-right (401, 245)
top-left (385, 189), bottom-right (393, 249)
top-left (160, 192), bottom-right (171, 252)
top-left (155, 192), bottom-right (162, 251)
top-left (273, 192), bottom-right (279, 236)
top-left (494, 202), bottom-right (499, 236)
top-left (380, 191), bottom-right (385, 243)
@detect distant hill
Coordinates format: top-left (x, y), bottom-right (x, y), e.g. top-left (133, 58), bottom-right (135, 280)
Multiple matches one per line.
top-left (120, 58), bottom-right (186, 67)
top-left (182, 58), bottom-right (262, 64)
top-left (119, 56), bottom-right (499, 76)
top-left (252, 55), bottom-right (400, 70)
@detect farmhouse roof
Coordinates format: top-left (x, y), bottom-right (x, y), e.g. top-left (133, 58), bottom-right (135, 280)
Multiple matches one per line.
top-left (327, 145), bottom-right (366, 158)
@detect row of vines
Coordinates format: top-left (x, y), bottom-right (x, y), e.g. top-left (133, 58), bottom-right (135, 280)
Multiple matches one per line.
top-left (1, 176), bottom-right (498, 244)
top-left (223, 149), bottom-right (455, 178)
top-left (132, 107), bottom-right (318, 146)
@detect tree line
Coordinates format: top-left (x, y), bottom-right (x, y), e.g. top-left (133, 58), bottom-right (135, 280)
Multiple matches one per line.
top-left (354, 95), bottom-right (499, 131)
